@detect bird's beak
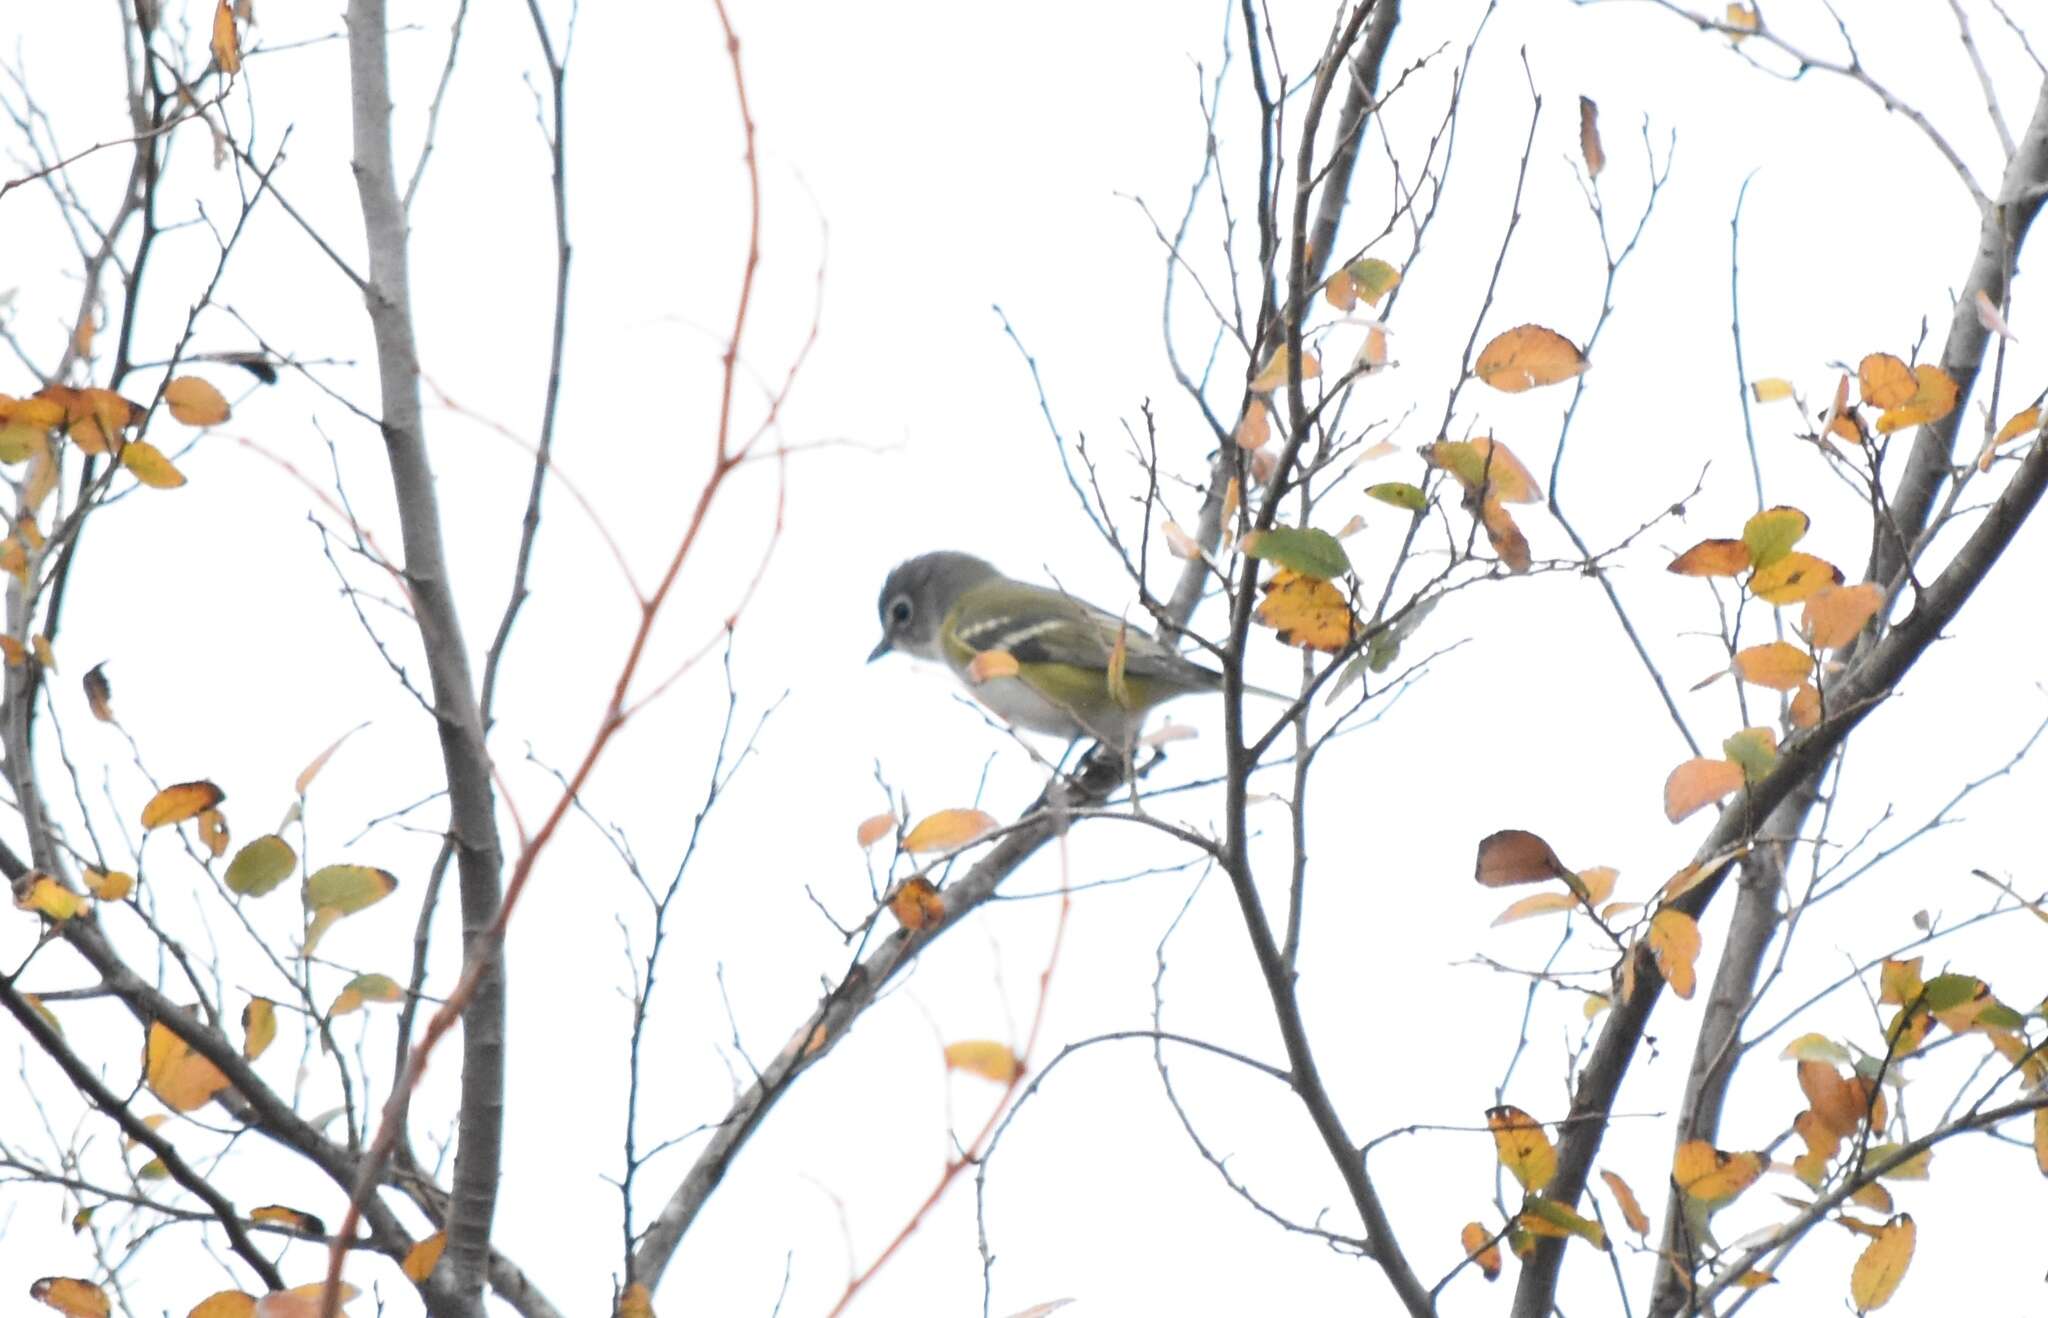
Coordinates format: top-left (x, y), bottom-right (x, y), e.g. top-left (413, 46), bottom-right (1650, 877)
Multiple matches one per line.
top-left (867, 636), bottom-right (893, 663)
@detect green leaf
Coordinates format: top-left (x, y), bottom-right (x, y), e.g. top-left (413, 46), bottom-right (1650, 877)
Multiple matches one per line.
top-left (1722, 728), bottom-right (1778, 783)
top-left (302, 864), bottom-right (397, 915)
top-left (1740, 506), bottom-right (1809, 571)
top-left (1921, 973), bottom-right (1981, 1012)
top-left (1244, 526), bottom-right (1351, 580)
top-left (1365, 481), bottom-right (1427, 512)
top-left (225, 834), bottom-right (297, 897)
top-left (1347, 258), bottom-right (1402, 304)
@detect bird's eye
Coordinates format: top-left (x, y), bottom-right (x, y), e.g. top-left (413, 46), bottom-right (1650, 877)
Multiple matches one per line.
top-left (889, 596), bottom-right (913, 626)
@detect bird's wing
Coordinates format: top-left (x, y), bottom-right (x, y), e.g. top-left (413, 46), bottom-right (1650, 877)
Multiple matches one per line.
top-left (955, 580), bottom-right (1219, 687)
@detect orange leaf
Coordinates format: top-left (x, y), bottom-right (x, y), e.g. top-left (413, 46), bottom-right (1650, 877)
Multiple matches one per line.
top-left (1233, 399), bottom-right (1271, 450)
top-left (1732, 641), bottom-right (1812, 691)
top-left (855, 813), bottom-right (896, 849)
top-left (1478, 497), bottom-right (1532, 574)
top-left (210, 3), bottom-right (242, 72)
top-left (1663, 758), bottom-right (1744, 823)
top-left (83, 663), bottom-right (116, 722)
top-left (249, 1205), bottom-right (325, 1235)
top-left (30, 1278), bottom-right (111, 1318)
top-left (1600, 1169), bottom-right (1650, 1236)
top-left (1789, 682), bottom-right (1822, 729)
top-left (189, 1293), bottom-right (258, 1318)
top-left (1801, 582), bottom-right (1883, 649)
top-left (1474, 324), bottom-right (1587, 392)
top-left (1474, 829), bottom-right (1572, 887)
top-left (145, 1015), bottom-right (232, 1112)
top-left (82, 867), bottom-right (133, 901)
top-left (1667, 539), bottom-right (1750, 577)
top-left (1577, 96), bottom-right (1604, 177)
top-left (1460, 1222), bottom-right (1502, 1280)
top-left (165, 375), bottom-right (231, 426)
top-left (944, 1039), bottom-right (1021, 1084)
top-left (1858, 352), bottom-right (1916, 409)
top-left (1648, 908), bottom-right (1701, 999)
top-left (902, 808), bottom-right (997, 854)
top-left (1486, 1105), bottom-right (1557, 1191)
top-left (1492, 891), bottom-right (1580, 925)
top-left (141, 780), bottom-right (225, 830)
top-left (886, 875), bottom-right (946, 931)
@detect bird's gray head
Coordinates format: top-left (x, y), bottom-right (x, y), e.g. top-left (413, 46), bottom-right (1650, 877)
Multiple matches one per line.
top-left (869, 551), bottom-right (1000, 663)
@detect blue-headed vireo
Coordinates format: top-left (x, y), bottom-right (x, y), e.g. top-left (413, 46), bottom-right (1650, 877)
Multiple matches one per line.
top-left (869, 551), bottom-right (1261, 748)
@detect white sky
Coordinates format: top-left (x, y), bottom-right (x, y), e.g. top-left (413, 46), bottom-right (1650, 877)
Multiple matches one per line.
top-left (4, 1), bottom-right (2047, 1315)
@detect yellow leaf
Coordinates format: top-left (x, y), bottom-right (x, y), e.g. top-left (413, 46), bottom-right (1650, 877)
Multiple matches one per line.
top-left (81, 868), bottom-right (133, 901)
top-left (1663, 758), bottom-right (1744, 823)
top-left (329, 972), bottom-right (403, 1017)
top-left (243, 997), bottom-right (277, 1060)
top-left (141, 780), bottom-right (225, 830)
top-left (855, 813), bottom-right (896, 849)
top-left (1249, 345), bottom-right (1321, 393)
top-left (1724, 3), bottom-right (1758, 37)
top-left (402, 1232), bottom-right (448, 1284)
top-left (1600, 1169), bottom-right (1650, 1236)
top-left (33, 633), bottom-right (54, 670)
top-left (120, 439), bottom-right (187, 489)
top-left (1460, 1221), bottom-right (1502, 1280)
top-left (1253, 569), bottom-right (1356, 652)
top-left (1474, 324), bottom-right (1588, 392)
top-left (1486, 1104), bottom-right (1556, 1192)
top-left (1749, 377), bottom-right (1794, 402)
top-left (1849, 1213), bottom-right (1914, 1310)
top-left (615, 1282), bottom-right (656, 1318)
top-left (1750, 552), bottom-right (1842, 605)
top-left (211, 0), bottom-right (241, 74)
top-left (1877, 957), bottom-right (1924, 1005)
top-left (1733, 641), bottom-right (1812, 691)
top-left (146, 1015), bottom-right (232, 1112)
top-left (2033, 1108), bottom-right (2048, 1177)
top-left (1323, 269), bottom-right (1358, 312)
top-left (902, 808), bottom-right (998, 854)
top-left (944, 1039), bottom-right (1021, 1083)
top-left (165, 375), bottom-right (231, 426)
top-left (1982, 404), bottom-right (2042, 470)
top-left (1672, 1141), bottom-right (1764, 1209)
top-left (1423, 437), bottom-right (1540, 503)
top-left (1648, 908), bottom-right (1701, 999)
top-left (188, 1292), bottom-right (258, 1318)
top-left (1473, 829), bottom-right (1571, 888)
top-left (30, 1278), bottom-right (111, 1318)
top-left (16, 873), bottom-right (90, 921)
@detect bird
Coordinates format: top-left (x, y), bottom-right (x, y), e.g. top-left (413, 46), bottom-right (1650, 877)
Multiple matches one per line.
top-left (868, 550), bottom-right (1262, 748)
